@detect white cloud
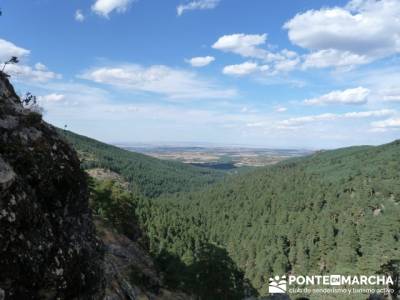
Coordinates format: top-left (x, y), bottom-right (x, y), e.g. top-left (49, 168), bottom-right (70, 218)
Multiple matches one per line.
top-left (75, 10), bottom-right (85, 22)
top-left (274, 56), bottom-right (300, 72)
top-left (186, 56), bottom-right (215, 67)
top-left (284, 0), bottom-right (400, 69)
top-left (279, 113), bottom-right (338, 128)
top-left (0, 38), bottom-right (60, 82)
top-left (331, 65), bottom-right (400, 106)
top-left (0, 39), bottom-right (30, 61)
top-left (34, 63), bottom-right (47, 71)
top-left (304, 87), bottom-right (370, 105)
top-left (378, 88), bottom-right (400, 102)
top-left (246, 121), bottom-right (265, 128)
top-left (342, 109), bottom-right (394, 118)
top-left (91, 0), bottom-right (134, 17)
top-left (38, 93), bottom-right (66, 103)
top-left (6, 63), bottom-right (61, 83)
top-left (212, 34), bottom-right (300, 75)
top-left (28, 78), bottom-right (397, 148)
top-left (302, 49), bottom-right (369, 69)
top-left (223, 61), bottom-right (269, 76)
top-left (177, 0), bottom-right (220, 16)
top-left (31, 81), bottom-right (259, 140)
top-left (212, 33), bottom-right (268, 60)
top-left (278, 109), bottom-right (395, 128)
top-left (371, 118), bottom-right (400, 130)
top-left (80, 64), bottom-right (237, 99)
top-left (275, 107), bottom-right (287, 113)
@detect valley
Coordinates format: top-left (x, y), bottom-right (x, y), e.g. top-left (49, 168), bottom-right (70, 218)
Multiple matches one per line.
top-left (61, 129), bottom-right (400, 300)
top-left (120, 145), bottom-right (312, 170)
top-left (2, 1), bottom-right (400, 299)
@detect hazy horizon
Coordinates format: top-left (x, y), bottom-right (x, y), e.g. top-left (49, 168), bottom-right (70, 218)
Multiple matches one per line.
top-left (1, 0), bottom-right (400, 148)
top-left (65, 127), bottom-right (396, 151)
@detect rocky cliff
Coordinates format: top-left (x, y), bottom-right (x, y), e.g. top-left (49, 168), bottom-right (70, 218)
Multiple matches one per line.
top-left (0, 72), bottom-right (104, 299)
top-left (0, 72), bottom-right (195, 300)
top-left (95, 218), bottom-right (192, 300)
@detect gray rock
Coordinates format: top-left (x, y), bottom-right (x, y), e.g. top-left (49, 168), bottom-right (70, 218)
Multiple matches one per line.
top-left (0, 71), bottom-right (104, 299)
top-left (0, 116), bottom-right (18, 129)
top-left (0, 157), bottom-right (16, 189)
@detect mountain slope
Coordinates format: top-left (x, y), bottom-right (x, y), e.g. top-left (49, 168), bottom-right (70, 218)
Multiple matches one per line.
top-left (59, 130), bottom-right (224, 198)
top-left (137, 140), bottom-right (400, 298)
top-left (59, 127), bottom-right (400, 299)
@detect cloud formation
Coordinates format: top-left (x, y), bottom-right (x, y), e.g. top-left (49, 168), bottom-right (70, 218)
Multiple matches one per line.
top-left (186, 56), bottom-right (215, 67)
top-left (38, 93), bottom-right (66, 103)
top-left (302, 50), bottom-right (369, 70)
top-left (278, 109), bottom-right (395, 128)
top-left (81, 64), bottom-right (237, 99)
top-left (223, 61), bottom-right (269, 76)
top-left (75, 10), bottom-right (85, 22)
top-left (0, 38), bottom-right (60, 82)
top-left (275, 107), bottom-right (287, 113)
top-left (0, 39), bottom-right (30, 61)
top-left (371, 118), bottom-right (400, 130)
top-left (6, 63), bottom-right (61, 82)
top-left (213, 33), bottom-right (269, 59)
top-left (212, 34), bottom-right (300, 75)
top-left (379, 88), bottom-right (400, 102)
top-left (177, 0), bottom-right (220, 16)
top-left (304, 87), bottom-right (370, 105)
top-left (284, 0), bottom-right (400, 69)
top-left (92, 0), bottom-right (134, 17)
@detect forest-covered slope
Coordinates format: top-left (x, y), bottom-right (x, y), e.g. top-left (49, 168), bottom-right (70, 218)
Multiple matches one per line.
top-left (62, 129), bottom-right (400, 299)
top-left (59, 130), bottom-right (224, 198)
top-left (136, 140), bottom-right (400, 297)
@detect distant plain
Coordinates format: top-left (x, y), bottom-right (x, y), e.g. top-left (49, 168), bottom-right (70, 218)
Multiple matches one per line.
top-left (121, 145), bottom-right (313, 169)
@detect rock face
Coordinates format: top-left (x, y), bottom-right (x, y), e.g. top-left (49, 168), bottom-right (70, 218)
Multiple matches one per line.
top-left (0, 72), bottom-right (104, 298)
top-left (95, 218), bottom-right (192, 300)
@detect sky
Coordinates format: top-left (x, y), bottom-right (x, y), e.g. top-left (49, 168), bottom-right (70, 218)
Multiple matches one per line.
top-left (1, 0), bottom-right (400, 149)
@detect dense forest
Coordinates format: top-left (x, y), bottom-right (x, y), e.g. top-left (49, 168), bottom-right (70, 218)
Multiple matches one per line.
top-left (63, 130), bottom-right (400, 299)
top-left (136, 141), bottom-right (400, 298)
top-left (59, 129), bottom-right (224, 197)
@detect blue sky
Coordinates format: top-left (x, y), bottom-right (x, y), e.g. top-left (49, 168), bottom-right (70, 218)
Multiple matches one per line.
top-left (1, 0), bottom-right (400, 148)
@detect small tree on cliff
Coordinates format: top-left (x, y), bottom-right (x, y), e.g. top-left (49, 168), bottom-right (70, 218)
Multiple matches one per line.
top-left (0, 10), bottom-right (20, 75)
top-left (1, 56), bottom-right (19, 73)
top-left (21, 92), bottom-right (37, 106)
top-left (21, 92), bottom-right (44, 123)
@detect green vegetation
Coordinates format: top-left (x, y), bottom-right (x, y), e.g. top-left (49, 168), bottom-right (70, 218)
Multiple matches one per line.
top-left (67, 129), bottom-right (400, 298)
top-left (137, 140), bottom-right (400, 297)
top-left (89, 179), bottom-right (142, 240)
top-left (60, 129), bottom-right (224, 197)
top-left (90, 179), bottom-right (253, 299)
